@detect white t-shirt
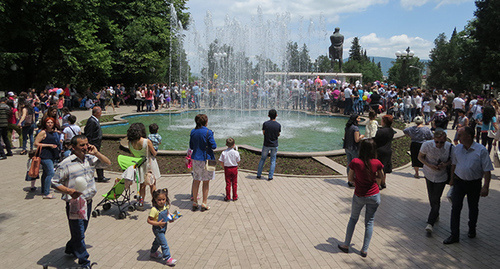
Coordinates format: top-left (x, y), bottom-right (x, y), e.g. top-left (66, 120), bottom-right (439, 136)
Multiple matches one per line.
top-left (219, 147), bottom-right (241, 167)
top-left (423, 101), bottom-right (430, 113)
top-left (420, 140), bottom-right (453, 183)
top-left (452, 97), bottom-right (465, 109)
top-left (63, 125), bottom-right (81, 141)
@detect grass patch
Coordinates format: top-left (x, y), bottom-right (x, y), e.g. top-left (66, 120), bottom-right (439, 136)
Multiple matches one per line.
top-left (100, 141), bottom-right (338, 176)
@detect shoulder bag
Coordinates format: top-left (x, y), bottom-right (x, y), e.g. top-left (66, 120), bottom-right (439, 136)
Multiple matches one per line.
top-left (205, 129), bottom-right (217, 171)
top-left (488, 122), bottom-right (496, 139)
top-left (28, 146), bottom-right (42, 178)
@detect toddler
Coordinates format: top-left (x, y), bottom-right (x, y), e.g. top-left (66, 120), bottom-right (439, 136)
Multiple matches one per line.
top-left (148, 123), bottom-right (162, 151)
top-left (147, 188), bottom-right (177, 266)
top-left (218, 138), bottom-right (241, 201)
top-left (365, 111), bottom-right (378, 139)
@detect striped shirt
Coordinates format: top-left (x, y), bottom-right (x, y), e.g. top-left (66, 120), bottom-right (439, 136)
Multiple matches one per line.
top-left (52, 154), bottom-right (100, 201)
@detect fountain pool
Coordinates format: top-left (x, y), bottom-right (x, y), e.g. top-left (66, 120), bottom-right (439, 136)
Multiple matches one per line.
top-left (102, 110), bottom-right (364, 152)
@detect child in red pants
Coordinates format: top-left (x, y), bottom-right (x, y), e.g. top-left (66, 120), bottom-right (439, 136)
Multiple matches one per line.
top-left (218, 138), bottom-right (241, 201)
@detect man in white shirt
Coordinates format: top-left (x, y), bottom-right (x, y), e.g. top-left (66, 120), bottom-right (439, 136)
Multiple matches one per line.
top-left (343, 85), bottom-right (353, 115)
top-left (452, 93), bottom-right (465, 129)
top-left (443, 127), bottom-right (493, 244)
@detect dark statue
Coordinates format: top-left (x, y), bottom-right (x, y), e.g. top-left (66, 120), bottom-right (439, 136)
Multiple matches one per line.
top-left (329, 27), bottom-right (344, 72)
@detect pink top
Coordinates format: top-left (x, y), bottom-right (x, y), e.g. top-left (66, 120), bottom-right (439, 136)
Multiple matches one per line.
top-left (348, 158), bottom-right (383, 197)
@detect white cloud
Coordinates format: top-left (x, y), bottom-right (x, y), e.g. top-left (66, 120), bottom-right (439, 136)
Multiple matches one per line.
top-left (400, 0), bottom-right (473, 10)
top-left (349, 33), bottom-right (433, 59)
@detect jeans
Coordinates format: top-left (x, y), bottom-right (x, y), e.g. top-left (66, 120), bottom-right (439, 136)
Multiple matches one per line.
top-left (425, 178), bottom-right (447, 225)
top-left (344, 98), bottom-right (353, 115)
top-left (194, 95), bottom-right (200, 108)
top-left (65, 200), bottom-right (92, 267)
top-left (40, 158), bottom-right (55, 196)
top-left (22, 124), bottom-right (35, 151)
top-left (481, 132), bottom-right (493, 153)
top-left (345, 148), bottom-right (358, 174)
top-left (181, 97), bottom-right (186, 108)
top-left (146, 100), bottom-right (153, 111)
top-left (152, 227), bottom-right (171, 260)
top-left (343, 193), bottom-right (380, 252)
top-left (450, 177), bottom-right (481, 238)
top-left (404, 107), bottom-right (412, 122)
top-left (257, 146), bottom-right (278, 179)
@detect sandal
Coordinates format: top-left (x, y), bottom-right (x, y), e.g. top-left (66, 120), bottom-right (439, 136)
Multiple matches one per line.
top-left (20, 150), bottom-right (27, 155)
top-left (192, 203), bottom-right (199, 211)
top-left (201, 204), bottom-right (210, 212)
top-left (338, 244), bottom-right (349, 253)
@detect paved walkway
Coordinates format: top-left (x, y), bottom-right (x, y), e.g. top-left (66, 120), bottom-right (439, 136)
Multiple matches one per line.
top-left (1, 106), bottom-right (500, 268)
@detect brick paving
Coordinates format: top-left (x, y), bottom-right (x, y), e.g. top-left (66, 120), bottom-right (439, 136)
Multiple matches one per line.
top-left (1, 106), bottom-right (499, 268)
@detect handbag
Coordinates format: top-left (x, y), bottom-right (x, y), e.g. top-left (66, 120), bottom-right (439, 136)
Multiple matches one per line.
top-left (205, 129), bottom-right (217, 171)
top-left (28, 146), bottom-right (42, 178)
top-left (487, 122), bottom-right (496, 138)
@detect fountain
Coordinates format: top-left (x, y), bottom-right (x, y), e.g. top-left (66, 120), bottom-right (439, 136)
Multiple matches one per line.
top-left (102, 7), bottom-right (367, 154)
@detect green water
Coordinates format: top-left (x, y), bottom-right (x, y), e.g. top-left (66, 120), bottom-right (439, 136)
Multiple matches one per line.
top-left (102, 110), bottom-right (364, 152)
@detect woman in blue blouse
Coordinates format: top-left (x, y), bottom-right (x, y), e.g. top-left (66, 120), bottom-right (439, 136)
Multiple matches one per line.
top-left (189, 114), bottom-right (217, 211)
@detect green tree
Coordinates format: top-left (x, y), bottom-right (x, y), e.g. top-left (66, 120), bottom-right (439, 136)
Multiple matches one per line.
top-left (284, 42), bottom-right (300, 72)
top-left (343, 37), bottom-right (383, 84)
top-left (298, 44), bottom-right (311, 72)
top-left (470, 0), bottom-right (500, 85)
top-left (0, 0), bottom-right (190, 90)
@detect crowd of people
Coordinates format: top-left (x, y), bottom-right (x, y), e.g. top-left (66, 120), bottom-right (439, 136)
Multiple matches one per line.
top-left (1, 80), bottom-right (498, 265)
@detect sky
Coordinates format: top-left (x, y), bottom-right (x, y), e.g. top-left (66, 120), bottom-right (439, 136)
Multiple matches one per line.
top-left (182, 0), bottom-right (477, 74)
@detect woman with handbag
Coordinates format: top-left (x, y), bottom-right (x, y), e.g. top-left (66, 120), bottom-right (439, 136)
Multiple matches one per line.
top-left (17, 100), bottom-right (36, 155)
top-left (127, 122), bottom-right (160, 209)
top-left (477, 106), bottom-right (498, 153)
top-left (189, 114), bottom-right (217, 212)
top-left (34, 117), bottom-right (61, 199)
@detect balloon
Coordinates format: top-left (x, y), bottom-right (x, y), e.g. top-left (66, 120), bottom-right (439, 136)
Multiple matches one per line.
top-left (74, 177), bottom-right (87, 193)
top-left (251, 79), bottom-right (255, 85)
top-left (367, 98), bottom-right (371, 103)
top-left (277, 81), bottom-right (281, 86)
top-left (362, 95), bottom-right (367, 101)
top-left (330, 79), bottom-right (335, 84)
top-left (322, 79), bottom-right (328, 85)
top-left (56, 89), bottom-right (63, 95)
top-left (369, 91), bottom-right (373, 95)
top-left (213, 73), bottom-right (218, 79)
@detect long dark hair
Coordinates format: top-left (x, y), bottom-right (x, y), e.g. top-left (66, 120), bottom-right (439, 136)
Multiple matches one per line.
top-left (358, 139), bottom-right (378, 180)
top-left (345, 114), bottom-right (359, 130)
top-left (152, 188), bottom-right (170, 210)
top-left (482, 106), bottom-right (496, 125)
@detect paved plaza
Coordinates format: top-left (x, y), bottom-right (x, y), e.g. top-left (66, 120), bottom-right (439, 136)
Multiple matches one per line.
top-left (1, 106), bottom-right (500, 268)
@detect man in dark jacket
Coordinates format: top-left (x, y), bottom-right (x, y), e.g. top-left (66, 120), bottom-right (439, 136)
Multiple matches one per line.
top-left (0, 97), bottom-right (13, 159)
top-left (84, 106), bottom-right (109, 182)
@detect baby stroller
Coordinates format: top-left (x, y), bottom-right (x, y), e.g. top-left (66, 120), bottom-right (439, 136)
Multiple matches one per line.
top-left (91, 155), bottom-right (145, 219)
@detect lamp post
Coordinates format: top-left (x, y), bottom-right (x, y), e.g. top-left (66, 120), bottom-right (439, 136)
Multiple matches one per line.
top-left (214, 52), bottom-right (227, 83)
top-left (395, 47), bottom-right (414, 88)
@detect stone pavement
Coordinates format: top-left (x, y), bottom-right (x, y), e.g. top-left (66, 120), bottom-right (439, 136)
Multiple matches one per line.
top-left (1, 106), bottom-right (500, 268)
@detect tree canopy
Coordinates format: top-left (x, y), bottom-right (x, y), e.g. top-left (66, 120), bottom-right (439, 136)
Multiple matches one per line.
top-left (0, 0), bottom-right (190, 90)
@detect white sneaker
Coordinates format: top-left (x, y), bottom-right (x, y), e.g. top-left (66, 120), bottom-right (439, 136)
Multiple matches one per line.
top-left (425, 224), bottom-right (433, 233)
top-left (165, 257), bottom-right (177, 266)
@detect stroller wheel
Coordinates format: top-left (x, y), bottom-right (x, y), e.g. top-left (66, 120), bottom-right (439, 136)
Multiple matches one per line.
top-left (118, 212), bottom-right (127, 219)
top-left (92, 210), bottom-right (98, 218)
top-left (128, 205), bottom-right (135, 212)
top-left (96, 209), bottom-right (101, 216)
top-left (103, 203), bottom-right (111, 210)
